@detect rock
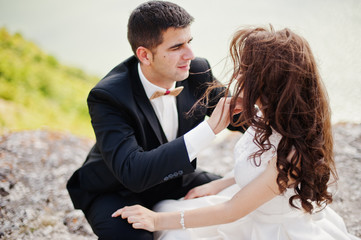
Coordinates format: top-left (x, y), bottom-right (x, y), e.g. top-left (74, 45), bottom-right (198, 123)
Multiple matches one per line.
top-left (0, 124), bottom-right (360, 239)
top-left (0, 130), bottom-right (96, 239)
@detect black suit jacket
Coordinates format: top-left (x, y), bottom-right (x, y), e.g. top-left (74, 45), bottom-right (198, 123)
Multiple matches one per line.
top-left (67, 56), bottom-right (229, 211)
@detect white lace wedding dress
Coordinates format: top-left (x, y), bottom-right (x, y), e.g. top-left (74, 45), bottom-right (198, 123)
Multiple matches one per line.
top-left (153, 127), bottom-right (360, 240)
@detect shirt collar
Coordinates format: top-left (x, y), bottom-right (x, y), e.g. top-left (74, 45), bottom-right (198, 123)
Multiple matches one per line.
top-left (138, 63), bottom-right (176, 100)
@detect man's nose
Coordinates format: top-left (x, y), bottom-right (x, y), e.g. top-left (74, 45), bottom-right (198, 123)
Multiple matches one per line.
top-left (183, 44), bottom-right (195, 60)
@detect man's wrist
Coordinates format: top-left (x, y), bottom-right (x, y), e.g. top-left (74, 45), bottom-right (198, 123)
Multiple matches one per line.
top-left (184, 121), bottom-right (216, 161)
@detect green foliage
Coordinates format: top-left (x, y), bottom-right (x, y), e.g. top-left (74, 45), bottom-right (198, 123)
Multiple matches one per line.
top-left (0, 27), bottom-right (99, 138)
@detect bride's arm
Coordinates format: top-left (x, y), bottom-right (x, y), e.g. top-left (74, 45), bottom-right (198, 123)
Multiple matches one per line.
top-left (178, 157), bottom-right (280, 228)
top-left (112, 156), bottom-right (280, 231)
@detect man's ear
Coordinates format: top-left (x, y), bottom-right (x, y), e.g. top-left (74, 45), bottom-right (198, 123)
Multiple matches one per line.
top-left (136, 46), bottom-right (152, 65)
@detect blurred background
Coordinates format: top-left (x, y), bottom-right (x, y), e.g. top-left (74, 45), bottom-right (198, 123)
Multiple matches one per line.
top-left (1, 0), bottom-right (361, 138)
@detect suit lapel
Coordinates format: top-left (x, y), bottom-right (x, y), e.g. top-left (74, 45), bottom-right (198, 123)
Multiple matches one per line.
top-left (130, 63), bottom-right (165, 144)
top-left (176, 80), bottom-right (195, 137)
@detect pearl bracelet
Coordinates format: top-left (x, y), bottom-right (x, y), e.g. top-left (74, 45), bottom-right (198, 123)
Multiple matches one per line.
top-left (180, 210), bottom-right (186, 229)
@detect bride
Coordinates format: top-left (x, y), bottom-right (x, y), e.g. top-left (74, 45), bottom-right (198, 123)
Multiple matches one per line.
top-left (112, 25), bottom-right (360, 240)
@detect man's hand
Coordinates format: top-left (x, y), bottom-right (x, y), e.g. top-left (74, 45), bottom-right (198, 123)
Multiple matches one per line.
top-left (184, 177), bottom-right (236, 199)
top-left (207, 97), bottom-right (243, 135)
top-left (184, 181), bottom-right (218, 199)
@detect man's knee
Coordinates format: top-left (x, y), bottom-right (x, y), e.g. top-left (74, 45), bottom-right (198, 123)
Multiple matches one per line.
top-left (94, 216), bottom-right (153, 240)
top-left (85, 193), bottom-right (152, 239)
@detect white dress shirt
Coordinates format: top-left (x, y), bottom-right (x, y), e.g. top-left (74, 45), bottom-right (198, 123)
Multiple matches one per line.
top-left (138, 63), bottom-right (215, 161)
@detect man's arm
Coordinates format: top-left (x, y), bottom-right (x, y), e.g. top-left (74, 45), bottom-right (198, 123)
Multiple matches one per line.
top-left (88, 88), bottom-right (195, 193)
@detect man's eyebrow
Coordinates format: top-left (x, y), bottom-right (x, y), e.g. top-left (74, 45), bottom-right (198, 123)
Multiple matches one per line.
top-left (169, 37), bottom-right (193, 49)
top-left (169, 43), bottom-right (184, 49)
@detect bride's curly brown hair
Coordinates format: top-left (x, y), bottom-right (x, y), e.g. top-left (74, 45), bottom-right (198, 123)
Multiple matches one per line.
top-left (226, 25), bottom-right (337, 213)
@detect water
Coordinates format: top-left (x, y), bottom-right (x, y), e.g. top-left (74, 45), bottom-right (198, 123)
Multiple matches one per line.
top-left (1, 0), bottom-right (360, 124)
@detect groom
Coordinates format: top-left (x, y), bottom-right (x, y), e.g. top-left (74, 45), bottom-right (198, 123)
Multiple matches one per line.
top-left (67, 1), bottom-right (242, 239)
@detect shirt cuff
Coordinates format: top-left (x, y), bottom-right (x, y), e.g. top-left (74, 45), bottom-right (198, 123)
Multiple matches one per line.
top-left (184, 121), bottom-right (216, 161)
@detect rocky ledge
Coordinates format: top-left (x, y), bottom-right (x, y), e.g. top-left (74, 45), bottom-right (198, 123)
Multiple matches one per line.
top-left (0, 123), bottom-right (360, 239)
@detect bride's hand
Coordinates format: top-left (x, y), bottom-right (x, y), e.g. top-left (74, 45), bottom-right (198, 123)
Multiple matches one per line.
top-left (112, 205), bottom-right (158, 232)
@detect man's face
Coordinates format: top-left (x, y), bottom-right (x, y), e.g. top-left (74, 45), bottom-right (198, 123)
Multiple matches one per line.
top-left (147, 26), bottom-right (195, 88)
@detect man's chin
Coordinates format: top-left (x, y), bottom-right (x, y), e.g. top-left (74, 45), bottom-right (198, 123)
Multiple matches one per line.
top-left (177, 72), bottom-right (190, 81)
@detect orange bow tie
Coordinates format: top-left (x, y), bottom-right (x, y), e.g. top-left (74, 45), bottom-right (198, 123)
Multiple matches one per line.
top-left (150, 86), bottom-right (184, 100)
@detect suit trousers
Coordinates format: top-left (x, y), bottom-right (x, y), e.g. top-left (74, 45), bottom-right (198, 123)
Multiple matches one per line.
top-left (84, 170), bottom-right (221, 240)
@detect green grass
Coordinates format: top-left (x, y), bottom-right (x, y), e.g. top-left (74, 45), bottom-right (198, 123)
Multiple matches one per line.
top-left (0, 27), bottom-right (99, 138)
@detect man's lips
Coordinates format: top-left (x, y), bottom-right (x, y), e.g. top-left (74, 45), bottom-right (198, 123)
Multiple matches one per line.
top-left (178, 64), bottom-right (190, 70)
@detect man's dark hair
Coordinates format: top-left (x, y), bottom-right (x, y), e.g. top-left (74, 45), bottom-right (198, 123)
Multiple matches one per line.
top-left (127, 1), bottom-right (194, 54)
